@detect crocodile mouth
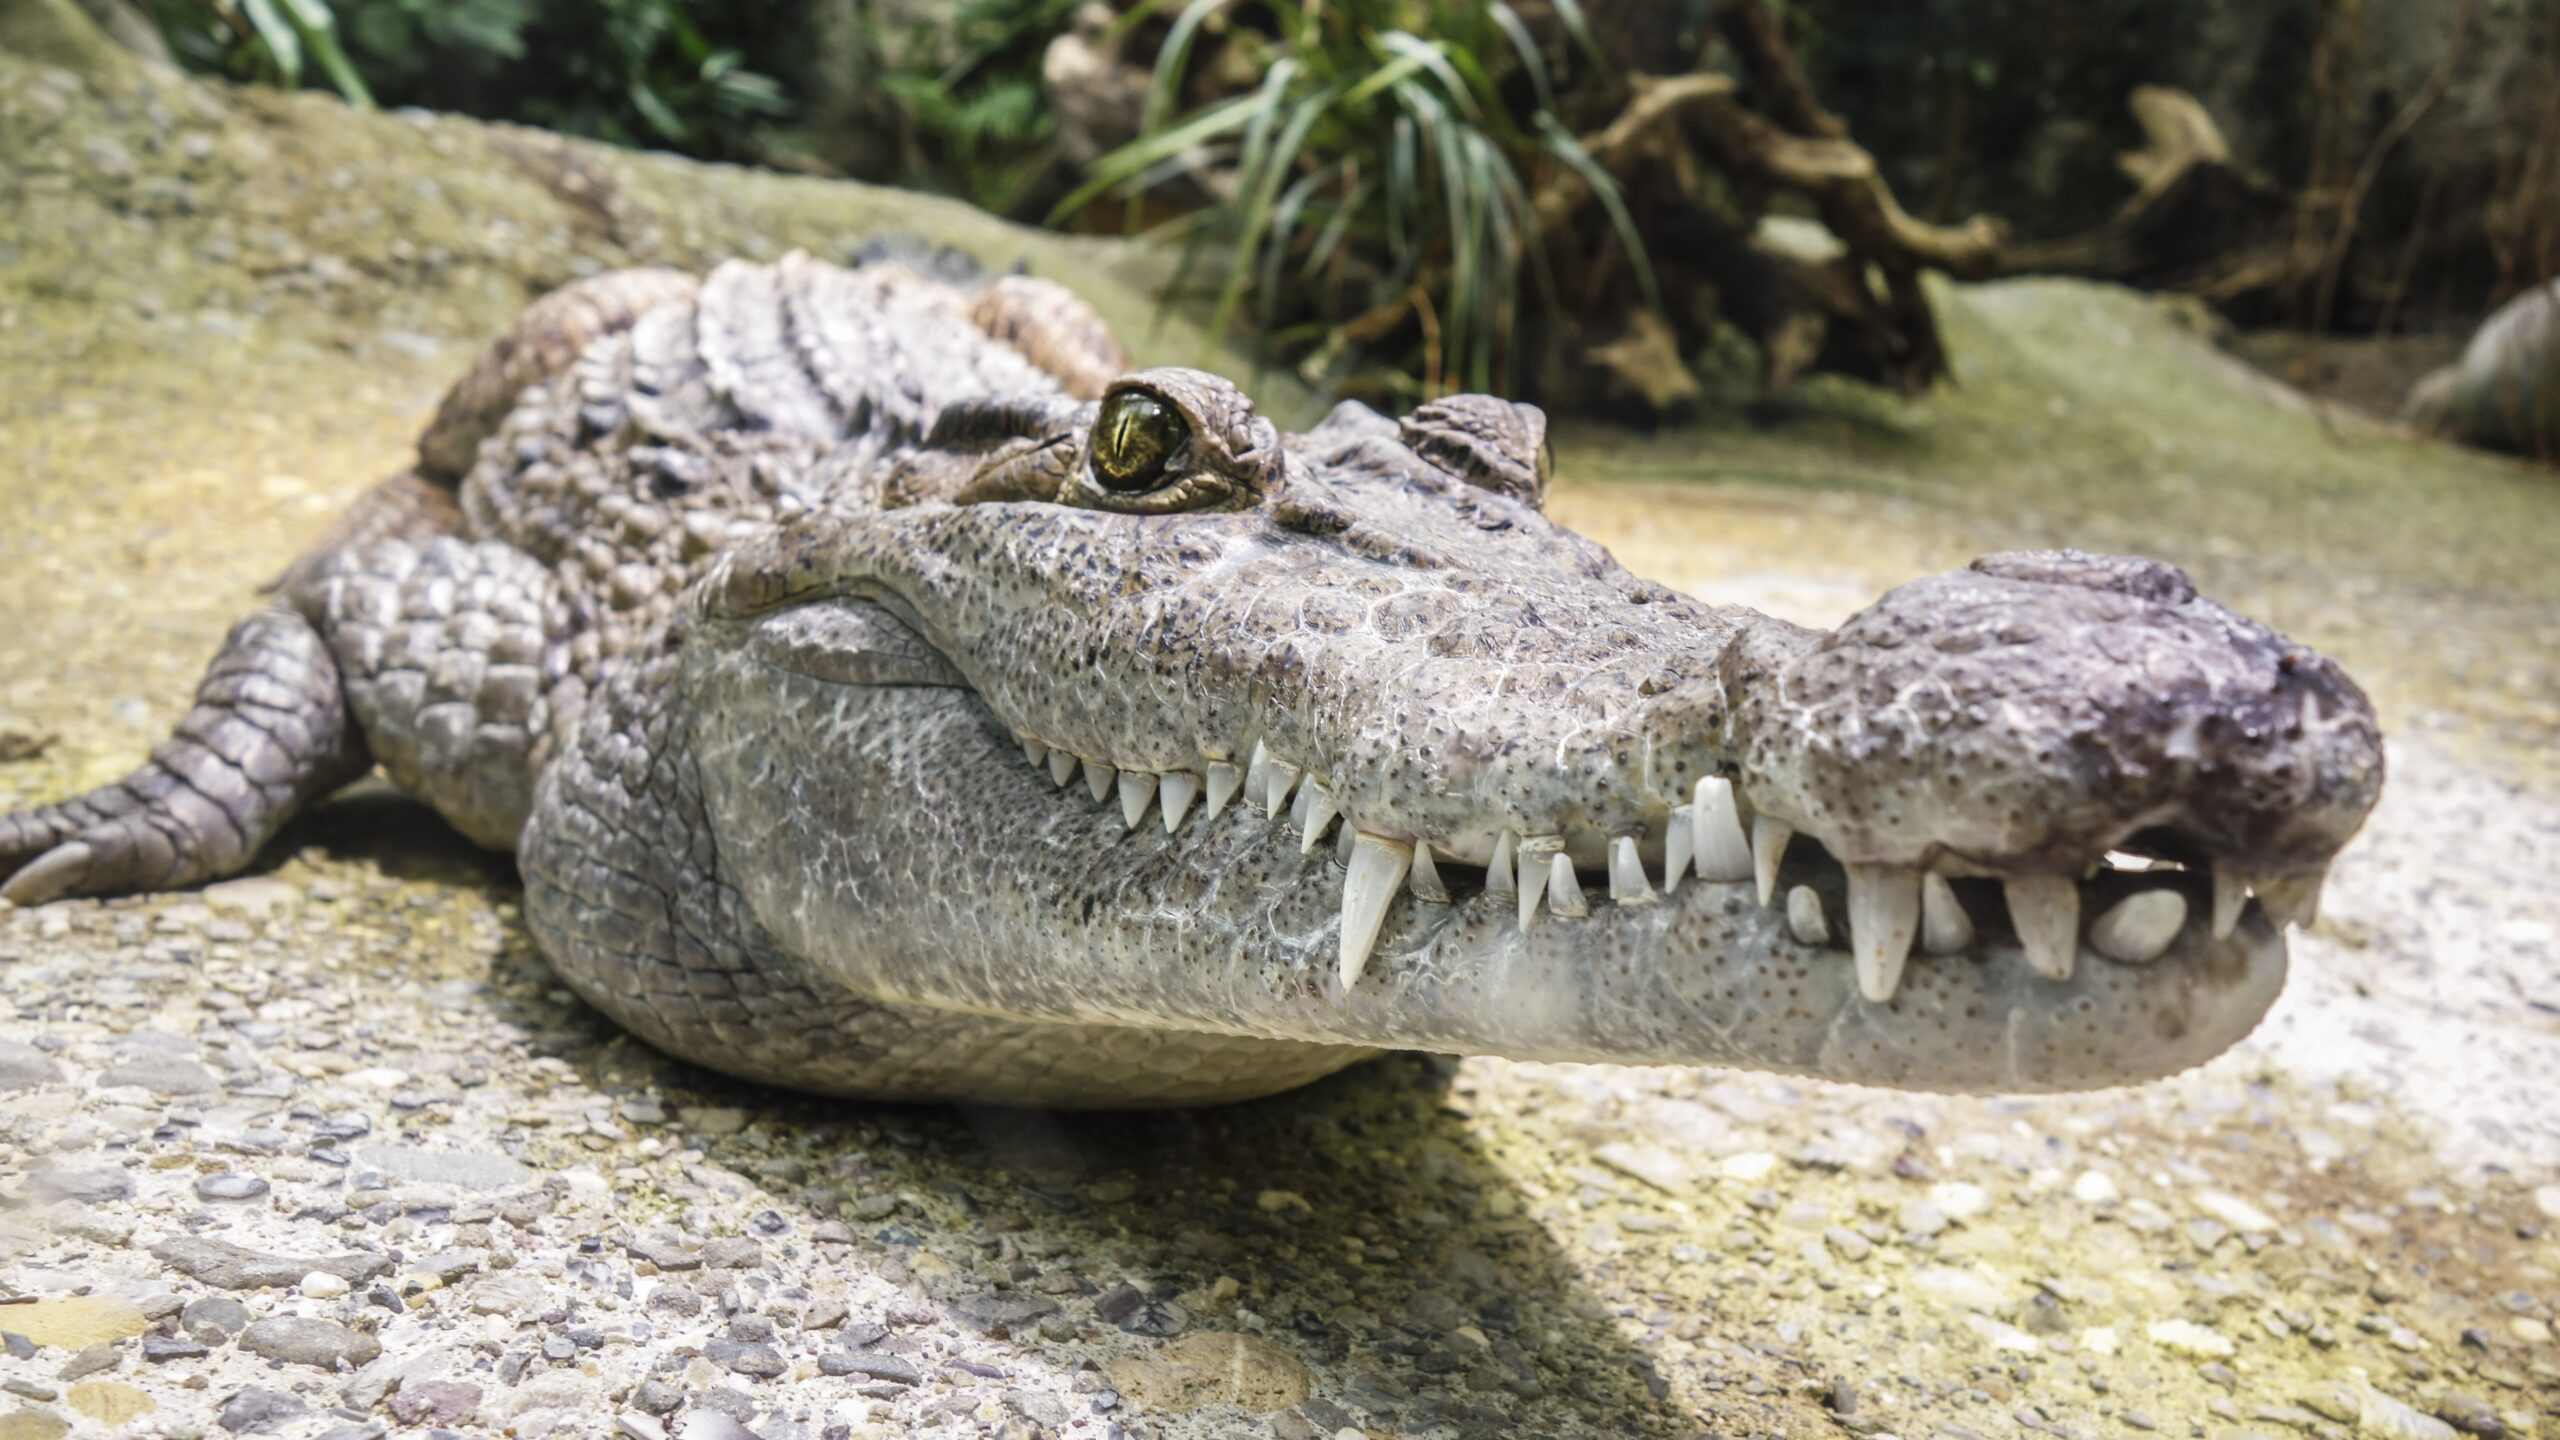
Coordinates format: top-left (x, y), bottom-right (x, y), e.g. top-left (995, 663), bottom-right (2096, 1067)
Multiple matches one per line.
top-left (999, 726), bottom-right (2301, 1010)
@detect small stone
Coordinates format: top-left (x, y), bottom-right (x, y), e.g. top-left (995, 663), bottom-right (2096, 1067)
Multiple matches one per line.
top-left (301, 1271), bottom-right (351, 1299)
top-left (154, 1237), bottom-right (393, 1291)
top-left (2073, 1170), bottom-right (2121, 1204)
top-left (2194, 1190), bottom-right (2279, 1234)
top-left (631, 1380), bottom-right (683, 1415)
top-left (2354, 1386), bottom-right (2458, 1440)
top-left (142, 1337), bottom-right (208, 1362)
top-left (32, 1168), bottom-right (134, 1204)
top-left (828, 1353), bottom-right (920, 1386)
top-left (388, 1379), bottom-right (481, 1426)
top-left (1930, 1182), bottom-right (1990, 1220)
top-left (0, 1413), bottom-right (67, 1440)
top-left (698, 1238), bottom-right (763, 1270)
top-left (678, 1106), bottom-right (750, 1136)
top-left (240, 1316), bottom-right (381, 1370)
top-left (55, 1344), bottom-right (121, 1381)
top-left (195, 1174), bottom-right (270, 1202)
top-left (2427, 1392), bottom-right (2505, 1436)
top-left (96, 1054), bottom-right (220, 1095)
top-left (1824, 1227), bottom-right (1873, 1262)
top-left (0, 1040), bottom-right (63, 1091)
top-left (63, 1381), bottom-right (153, 1425)
top-left (4, 1297), bottom-right (147, 1350)
top-left (1591, 1143), bottom-right (1692, 1193)
top-left (2533, 1185), bottom-right (2560, 1223)
top-left (617, 1414), bottom-right (668, 1440)
top-left (348, 1144), bottom-right (533, 1192)
top-left (217, 1385), bottom-right (307, 1433)
top-left (201, 877), bottom-right (299, 917)
top-left (179, 1297), bottom-right (250, 1336)
top-left (952, 1292), bottom-right (1060, 1334)
top-left (705, 1340), bottom-right (786, 1379)
top-left (2148, 1320), bottom-right (2236, 1358)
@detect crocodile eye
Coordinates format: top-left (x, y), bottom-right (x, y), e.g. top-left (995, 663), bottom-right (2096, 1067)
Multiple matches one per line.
top-left (1090, 391), bottom-right (1186, 493)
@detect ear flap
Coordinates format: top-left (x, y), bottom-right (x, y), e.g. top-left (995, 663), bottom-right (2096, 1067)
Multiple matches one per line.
top-left (1399, 395), bottom-right (1550, 509)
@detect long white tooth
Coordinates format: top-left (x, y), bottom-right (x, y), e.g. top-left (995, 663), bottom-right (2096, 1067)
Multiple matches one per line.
top-left (1244, 742), bottom-right (1273, 813)
top-left (2210, 863), bottom-right (2247, 939)
top-left (1487, 832), bottom-right (1519, 899)
top-left (1516, 836), bottom-right (1561, 930)
top-left (1117, 770), bottom-right (1158, 830)
top-left (1338, 833), bottom-right (1412, 992)
top-left (1158, 771), bottom-right (1200, 832)
top-left (2256, 868), bottom-right (2326, 928)
top-left (1845, 864), bottom-right (1920, 1002)
top-left (1663, 806), bottom-right (1694, 895)
top-left (1920, 873), bottom-right (1975, 954)
top-left (1547, 853), bottom-right (1590, 918)
top-left (1023, 738), bottom-right (1049, 769)
top-left (1407, 842), bottom-right (1450, 903)
top-left (2006, 875), bottom-right (2081, 980)
top-left (1048, 750), bottom-right (1078, 788)
top-left (1751, 817), bottom-right (1793, 906)
top-left (1266, 757), bottom-right (1303, 815)
top-left (2090, 889), bottom-right (2187, 964)
top-left (1786, 885), bottom-right (1829, 945)
top-left (1297, 781), bottom-right (1339, 854)
top-left (1202, 761), bottom-right (1243, 821)
top-left (1694, 778), bottom-right (1754, 883)
top-left (1084, 759), bottom-right (1117, 805)
top-left (1608, 836), bottom-right (1655, 905)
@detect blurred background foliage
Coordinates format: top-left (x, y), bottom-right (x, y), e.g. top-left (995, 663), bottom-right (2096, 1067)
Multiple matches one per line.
top-left (114, 0), bottom-right (2560, 423)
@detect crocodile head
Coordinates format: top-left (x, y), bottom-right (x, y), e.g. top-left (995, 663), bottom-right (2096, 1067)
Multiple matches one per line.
top-left (683, 367), bottom-right (2383, 1096)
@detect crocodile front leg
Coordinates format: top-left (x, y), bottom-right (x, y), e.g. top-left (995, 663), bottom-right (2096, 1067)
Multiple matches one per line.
top-left (0, 607), bottom-right (370, 903)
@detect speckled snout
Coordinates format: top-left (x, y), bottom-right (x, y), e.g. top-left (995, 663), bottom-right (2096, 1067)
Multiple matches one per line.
top-left (1713, 549), bottom-right (2382, 996)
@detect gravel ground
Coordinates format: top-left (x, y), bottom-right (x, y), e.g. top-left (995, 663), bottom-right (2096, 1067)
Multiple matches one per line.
top-left (1, 21), bottom-right (2556, 1440)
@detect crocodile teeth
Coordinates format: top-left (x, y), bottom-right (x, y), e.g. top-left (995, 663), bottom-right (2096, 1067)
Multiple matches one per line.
top-left (1243, 742), bottom-right (1273, 812)
top-left (2090, 889), bottom-right (2186, 964)
top-left (1408, 842), bottom-right (1450, 903)
top-left (1516, 836), bottom-right (1561, 930)
top-left (1339, 833), bottom-right (1412, 992)
top-left (2210, 863), bottom-right (2248, 939)
top-left (2256, 868), bottom-right (2326, 927)
top-left (1084, 759), bottom-right (1117, 805)
top-left (1751, 817), bottom-right (1793, 906)
top-left (1202, 761), bottom-right (1243, 821)
top-left (1920, 873), bottom-right (1975, 954)
top-left (1608, 836), bottom-right (1655, 905)
top-left (1117, 770), bottom-right (1157, 830)
top-left (2006, 875), bottom-right (2081, 980)
top-left (1548, 853), bottom-right (1590, 918)
top-left (1846, 864), bottom-right (1920, 1003)
top-left (1786, 885), bottom-right (1829, 945)
top-left (1487, 832), bottom-right (1519, 899)
top-left (1048, 750), bottom-right (1078, 788)
top-left (1663, 806), bottom-right (1695, 895)
top-left (1158, 771), bottom-right (1200, 831)
top-left (1266, 756), bottom-right (1303, 815)
top-left (1695, 777), bottom-right (1755, 883)
top-left (1023, 738), bottom-right (1049, 769)
top-left (1295, 781), bottom-right (1339, 853)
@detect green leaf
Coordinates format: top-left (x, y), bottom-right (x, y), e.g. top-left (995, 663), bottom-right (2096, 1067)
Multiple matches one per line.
top-left (238, 0), bottom-right (304, 87)
top-left (1142, 0), bottom-right (1230, 135)
top-left (1488, 3), bottom-right (1556, 118)
top-left (1538, 113), bottom-right (1659, 314)
top-left (1049, 90), bottom-right (1267, 223)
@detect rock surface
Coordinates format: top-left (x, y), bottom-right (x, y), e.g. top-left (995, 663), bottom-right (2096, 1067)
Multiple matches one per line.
top-left (0, 7), bottom-right (2556, 1440)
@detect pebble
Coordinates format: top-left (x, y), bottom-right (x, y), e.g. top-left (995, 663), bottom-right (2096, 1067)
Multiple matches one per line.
top-left (348, 1143), bottom-right (533, 1191)
top-left (94, 1054), bottom-right (220, 1095)
top-left (2072, 1170), bottom-right (2121, 1204)
top-left (194, 1173), bottom-right (270, 1201)
top-left (31, 1168), bottom-right (133, 1204)
top-left (179, 1297), bottom-right (250, 1336)
top-left (1592, 1143), bottom-right (1692, 1193)
top-left (2535, 1185), bottom-right (2560, 1223)
top-left (55, 1343), bottom-right (121, 1380)
top-left (239, 1316), bottom-right (382, 1370)
top-left (2194, 1189), bottom-right (2279, 1233)
top-left (216, 1385), bottom-right (306, 1433)
top-left (154, 1236), bottom-right (392, 1291)
top-left (0, 1039), bottom-right (62, 1090)
top-left (300, 1271), bottom-right (351, 1299)
top-left (4, 1296), bottom-right (146, 1350)
top-left (2147, 1320), bottom-right (2236, 1358)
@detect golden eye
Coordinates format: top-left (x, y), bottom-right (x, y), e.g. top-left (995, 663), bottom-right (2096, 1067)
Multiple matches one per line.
top-left (1090, 390), bottom-right (1187, 493)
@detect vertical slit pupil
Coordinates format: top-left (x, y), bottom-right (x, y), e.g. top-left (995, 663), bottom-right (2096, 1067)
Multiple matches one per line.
top-left (1093, 391), bottom-right (1183, 492)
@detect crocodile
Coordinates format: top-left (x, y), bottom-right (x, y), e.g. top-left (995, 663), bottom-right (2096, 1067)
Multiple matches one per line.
top-left (0, 252), bottom-right (2384, 1107)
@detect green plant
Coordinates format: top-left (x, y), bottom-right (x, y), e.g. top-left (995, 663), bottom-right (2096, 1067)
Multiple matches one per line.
top-left (1054, 0), bottom-right (1652, 399)
top-left (863, 0), bottom-right (1086, 216)
top-left (138, 0), bottom-right (794, 161)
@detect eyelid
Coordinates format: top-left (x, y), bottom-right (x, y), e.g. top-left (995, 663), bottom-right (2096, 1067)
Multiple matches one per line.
top-left (1071, 467), bottom-right (1234, 514)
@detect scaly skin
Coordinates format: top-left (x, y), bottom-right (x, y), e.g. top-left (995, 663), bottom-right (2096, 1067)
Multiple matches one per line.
top-left (0, 251), bottom-right (2385, 1107)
